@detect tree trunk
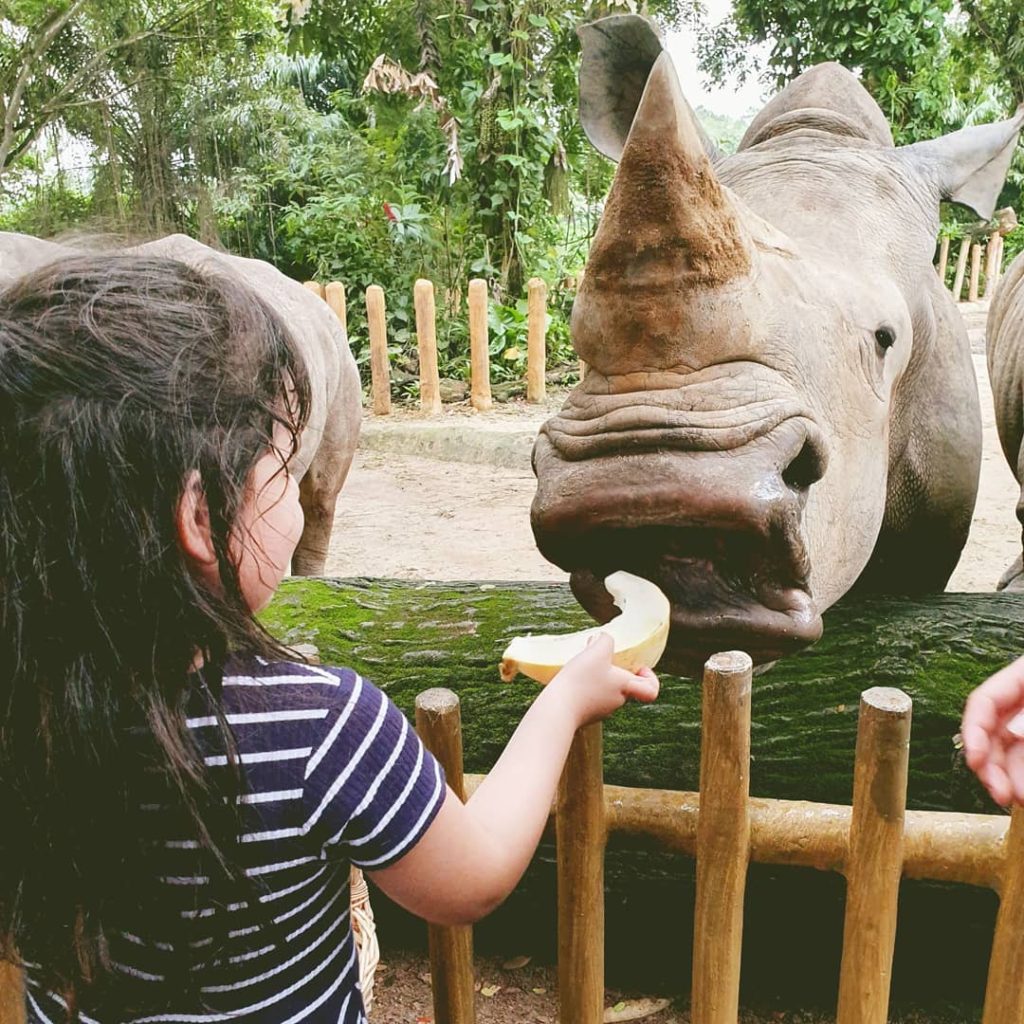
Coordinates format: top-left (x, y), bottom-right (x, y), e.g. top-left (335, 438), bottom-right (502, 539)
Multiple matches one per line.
top-left (262, 580), bottom-right (1021, 1003)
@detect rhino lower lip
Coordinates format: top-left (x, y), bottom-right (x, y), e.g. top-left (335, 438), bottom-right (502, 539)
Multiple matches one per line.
top-left (566, 528), bottom-right (821, 673)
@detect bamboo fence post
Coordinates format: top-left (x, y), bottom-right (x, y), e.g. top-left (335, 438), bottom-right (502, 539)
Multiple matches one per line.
top-left (365, 285), bottom-right (391, 416)
top-left (692, 651), bottom-right (753, 1024)
top-left (969, 242), bottom-right (983, 302)
top-left (937, 236), bottom-right (950, 281)
top-left (324, 281), bottom-right (347, 333)
top-left (467, 279), bottom-right (492, 412)
top-left (557, 721), bottom-right (605, 1024)
top-left (836, 688), bottom-right (912, 1024)
top-left (302, 280), bottom-right (324, 299)
top-left (414, 279), bottom-right (443, 415)
top-left (415, 689), bottom-right (476, 1024)
top-left (981, 805), bottom-right (1024, 1024)
top-left (526, 277), bottom-right (547, 404)
top-left (0, 964), bottom-right (24, 1024)
top-left (952, 238), bottom-right (971, 301)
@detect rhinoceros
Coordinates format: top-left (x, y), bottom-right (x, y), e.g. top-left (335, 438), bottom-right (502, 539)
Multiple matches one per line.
top-left (986, 249), bottom-right (1024, 589)
top-left (530, 15), bottom-right (1024, 676)
top-left (0, 231), bottom-right (361, 575)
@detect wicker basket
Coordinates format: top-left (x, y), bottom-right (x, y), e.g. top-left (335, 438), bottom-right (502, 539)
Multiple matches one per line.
top-left (349, 866), bottom-right (380, 1014)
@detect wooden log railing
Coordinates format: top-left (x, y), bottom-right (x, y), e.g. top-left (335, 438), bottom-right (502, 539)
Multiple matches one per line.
top-left (415, 657), bottom-right (1024, 1024)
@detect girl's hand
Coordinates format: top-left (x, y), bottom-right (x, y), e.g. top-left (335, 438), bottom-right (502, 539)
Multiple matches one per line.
top-left (962, 654), bottom-right (1024, 806)
top-left (371, 631), bottom-right (659, 926)
top-left (546, 632), bottom-right (660, 729)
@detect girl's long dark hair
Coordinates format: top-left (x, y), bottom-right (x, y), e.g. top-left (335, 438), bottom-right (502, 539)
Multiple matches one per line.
top-left (0, 254), bottom-right (312, 1012)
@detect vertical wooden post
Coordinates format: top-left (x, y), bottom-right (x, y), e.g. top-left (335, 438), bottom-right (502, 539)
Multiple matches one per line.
top-left (984, 231), bottom-right (1000, 296)
top-left (414, 279), bottom-right (443, 415)
top-left (952, 238), bottom-right (971, 301)
top-left (991, 235), bottom-right (1005, 295)
top-left (365, 285), bottom-right (391, 416)
top-left (324, 281), bottom-right (347, 334)
top-left (302, 280), bottom-right (324, 299)
top-left (981, 805), bottom-right (1024, 1024)
top-left (557, 722), bottom-right (605, 1024)
top-left (0, 964), bottom-right (25, 1024)
top-left (415, 689), bottom-right (476, 1024)
top-left (937, 236), bottom-right (950, 281)
top-left (692, 651), bottom-right (752, 1024)
top-left (969, 242), bottom-right (983, 302)
top-left (526, 277), bottom-right (547, 404)
top-left (467, 279), bottom-right (492, 412)
top-left (836, 688), bottom-right (912, 1024)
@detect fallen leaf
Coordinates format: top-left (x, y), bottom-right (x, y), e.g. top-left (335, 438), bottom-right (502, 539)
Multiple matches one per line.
top-left (481, 983), bottom-right (502, 997)
top-left (532, 987), bottom-right (547, 995)
top-left (502, 954), bottom-right (532, 970)
top-left (603, 997), bottom-right (671, 1022)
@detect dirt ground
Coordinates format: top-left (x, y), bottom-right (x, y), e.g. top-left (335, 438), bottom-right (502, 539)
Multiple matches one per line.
top-left (325, 328), bottom-right (1011, 1024)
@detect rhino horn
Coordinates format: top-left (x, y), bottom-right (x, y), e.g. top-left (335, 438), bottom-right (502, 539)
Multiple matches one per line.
top-left (583, 50), bottom-right (752, 293)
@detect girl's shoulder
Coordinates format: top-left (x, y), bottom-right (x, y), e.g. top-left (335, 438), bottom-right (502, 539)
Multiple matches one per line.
top-left (216, 655), bottom-right (377, 716)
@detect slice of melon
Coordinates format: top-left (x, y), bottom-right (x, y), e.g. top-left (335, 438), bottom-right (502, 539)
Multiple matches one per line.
top-left (499, 571), bottom-right (671, 683)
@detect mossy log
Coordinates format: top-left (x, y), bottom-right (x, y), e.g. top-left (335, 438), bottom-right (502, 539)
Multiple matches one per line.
top-left (262, 580), bottom-right (1024, 1004)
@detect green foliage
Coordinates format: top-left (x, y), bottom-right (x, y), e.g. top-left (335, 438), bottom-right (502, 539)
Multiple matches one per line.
top-left (694, 105), bottom-right (751, 154)
top-left (7, 0), bottom-right (1024, 401)
top-left (697, 0), bottom-right (1023, 146)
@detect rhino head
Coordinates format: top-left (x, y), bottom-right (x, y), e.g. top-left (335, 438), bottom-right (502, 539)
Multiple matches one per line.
top-left (531, 15), bottom-right (1024, 676)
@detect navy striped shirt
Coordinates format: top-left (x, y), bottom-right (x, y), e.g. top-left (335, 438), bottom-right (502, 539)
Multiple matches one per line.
top-left (25, 658), bottom-right (447, 1024)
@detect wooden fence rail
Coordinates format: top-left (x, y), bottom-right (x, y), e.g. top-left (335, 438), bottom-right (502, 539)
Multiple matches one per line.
top-left (416, 656), bottom-right (1024, 1024)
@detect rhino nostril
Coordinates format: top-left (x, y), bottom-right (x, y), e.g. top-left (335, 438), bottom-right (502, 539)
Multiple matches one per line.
top-left (782, 440), bottom-right (823, 491)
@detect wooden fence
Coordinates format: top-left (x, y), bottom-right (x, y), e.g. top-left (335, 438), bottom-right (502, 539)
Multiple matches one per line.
top-left (937, 230), bottom-right (1010, 303)
top-left (2, 653), bottom-right (1022, 1022)
top-left (415, 651), bottom-right (1024, 1024)
top-left (304, 276), bottom-right (567, 416)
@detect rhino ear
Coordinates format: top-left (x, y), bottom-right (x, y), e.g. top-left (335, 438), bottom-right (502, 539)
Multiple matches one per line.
top-left (577, 14), bottom-right (722, 163)
top-left (898, 106), bottom-right (1024, 220)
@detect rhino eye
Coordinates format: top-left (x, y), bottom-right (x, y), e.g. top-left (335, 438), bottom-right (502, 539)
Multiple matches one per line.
top-left (874, 327), bottom-right (897, 351)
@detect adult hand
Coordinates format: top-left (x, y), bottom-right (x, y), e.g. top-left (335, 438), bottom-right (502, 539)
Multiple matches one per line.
top-left (961, 654), bottom-right (1024, 806)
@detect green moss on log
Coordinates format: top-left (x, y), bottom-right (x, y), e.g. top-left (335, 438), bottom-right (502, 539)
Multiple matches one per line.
top-left (263, 578), bottom-right (1021, 815)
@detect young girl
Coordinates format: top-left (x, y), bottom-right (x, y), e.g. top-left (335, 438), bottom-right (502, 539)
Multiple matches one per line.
top-left (0, 254), bottom-right (659, 1024)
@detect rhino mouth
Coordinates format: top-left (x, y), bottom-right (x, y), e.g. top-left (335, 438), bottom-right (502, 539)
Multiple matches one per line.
top-left (565, 523), bottom-right (821, 676)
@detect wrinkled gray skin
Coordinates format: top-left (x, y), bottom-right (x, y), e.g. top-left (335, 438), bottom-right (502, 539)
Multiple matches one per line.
top-left (531, 15), bottom-right (1024, 676)
top-left (987, 252), bottom-right (1024, 590)
top-left (0, 231), bottom-right (361, 576)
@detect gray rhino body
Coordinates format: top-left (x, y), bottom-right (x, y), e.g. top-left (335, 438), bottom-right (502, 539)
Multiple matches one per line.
top-left (0, 231), bottom-right (361, 575)
top-left (986, 251), bottom-right (1024, 589)
top-left (531, 16), bottom-right (1024, 676)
